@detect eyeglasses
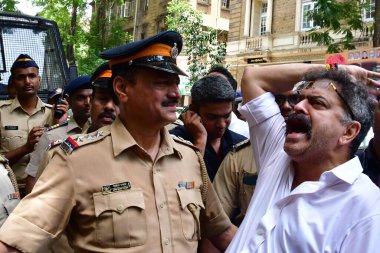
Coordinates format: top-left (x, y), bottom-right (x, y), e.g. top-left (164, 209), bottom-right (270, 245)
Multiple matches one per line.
top-left (297, 80), bottom-right (356, 120)
top-left (275, 94), bottom-right (300, 106)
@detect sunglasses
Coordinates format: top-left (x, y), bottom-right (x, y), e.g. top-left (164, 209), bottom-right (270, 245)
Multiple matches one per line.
top-left (275, 94), bottom-right (300, 106)
top-left (297, 81), bottom-right (356, 121)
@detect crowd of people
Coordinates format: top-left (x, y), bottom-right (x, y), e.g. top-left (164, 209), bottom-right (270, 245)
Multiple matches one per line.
top-left (0, 30), bottom-right (379, 253)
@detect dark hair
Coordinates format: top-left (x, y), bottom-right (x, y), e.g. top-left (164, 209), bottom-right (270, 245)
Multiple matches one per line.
top-left (302, 68), bottom-right (375, 157)
top-left (207, 65), bottom-right (238, 91)
top-left (108, 65), bottom-right (140, 105)
top-left (191, 75), bottom-right (235, 111)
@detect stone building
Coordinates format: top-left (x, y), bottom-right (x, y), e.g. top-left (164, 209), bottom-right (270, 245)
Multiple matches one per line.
top-left (117, 0), bottom-right (231, 41)
top-left (226, 0), bottom-right (375, 83)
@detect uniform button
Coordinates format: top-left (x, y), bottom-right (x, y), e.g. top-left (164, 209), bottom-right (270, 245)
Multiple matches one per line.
top-left (164, 238), bottom-right (170, 245)
top-left (116, 204), bottom-right (124, 212)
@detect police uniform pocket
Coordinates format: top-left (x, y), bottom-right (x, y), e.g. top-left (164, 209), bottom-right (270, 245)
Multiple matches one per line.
top-left (93, 189), bottom-right (147, 248)
top-left (176, 188), bottom-right (205, 241)
top-left (1, 129), bottom-right (25, 151)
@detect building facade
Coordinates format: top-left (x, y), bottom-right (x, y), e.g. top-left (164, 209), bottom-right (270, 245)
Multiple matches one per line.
top-left (117, 0), bottom-right (231, 41)
top-left (226, 0), bottom-right (375, 83)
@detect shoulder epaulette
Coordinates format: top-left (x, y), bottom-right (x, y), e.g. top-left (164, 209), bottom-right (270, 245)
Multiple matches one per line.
top-left (0, 99), bottom-right (13, 107)
top-left (232, 139), bottom-right (250, 153)
top-left (43, 103), bottom-right (53, 108)
top-left (170, 134), bottom-right (199, 151)
top-left (45, 121), bottom-right (69, 132)
top-left (48, 139), bottom-right (64, 150)
top-left (60, 129), bottom-right (110, 154)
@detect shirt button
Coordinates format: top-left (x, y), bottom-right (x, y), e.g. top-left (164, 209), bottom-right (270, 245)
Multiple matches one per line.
top-left (164, 238), bottom-right (170, 245)
top-left (257, 228), bottom-right (264, 236)
top-left (160, 203), bottom-right (165, 208)
top-left (116, 204), bottom-right (124, 212)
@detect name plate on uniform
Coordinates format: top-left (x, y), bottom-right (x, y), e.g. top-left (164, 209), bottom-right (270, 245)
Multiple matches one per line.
top-left (102, 181), bottom-right (131, 195)
top-left (5, 126), bottom-right (18, 130)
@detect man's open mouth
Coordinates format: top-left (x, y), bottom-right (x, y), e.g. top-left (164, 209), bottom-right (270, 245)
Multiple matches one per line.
top-left (285, 113), bottom-right (312, 137)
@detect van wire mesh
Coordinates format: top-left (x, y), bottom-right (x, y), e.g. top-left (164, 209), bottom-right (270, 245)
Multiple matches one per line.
top-left (0, 12), bottom-right (70, 101)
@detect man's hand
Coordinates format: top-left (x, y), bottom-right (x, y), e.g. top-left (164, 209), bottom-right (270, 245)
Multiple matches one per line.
top-left (25, 126), bottom-right (45, 153)
top-left (343, 65), bottom-right (380, 101)
top-left (182, 110), bottom-right (207, 155)
top-left (52, 97), bottom-right (69, 124)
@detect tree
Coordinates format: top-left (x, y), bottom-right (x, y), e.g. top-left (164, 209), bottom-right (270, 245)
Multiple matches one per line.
top-left (0, 0), bottom-right (19, 12)
top-left (32, 0), bottom-right (88, 66)
top-left (79, 0), bottom-right (133, 74)
top-left (166, 0), bottom-right (226, 85)
top-left (308, 0), bottom-right (376, 53)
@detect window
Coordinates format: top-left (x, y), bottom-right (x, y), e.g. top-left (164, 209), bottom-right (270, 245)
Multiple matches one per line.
top-left (301, 1), bottom-right (316, 31)
top-left (363, 0), bottom-right (375, 21)
top-left (222, 0), bottom-right (230, 9)
top-left (120, 0), bottom-right (135, 18)
top-left (259, 2), bottom-right (267, 35)
top-left (198, 0), bottom-right (209, 4)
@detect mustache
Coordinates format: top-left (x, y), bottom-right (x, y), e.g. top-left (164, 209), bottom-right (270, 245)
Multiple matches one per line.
top-left (161, 99), bottom-right (179, 107)
top-left (285, 113), bottom-right (312, 138)
top-left (98, 111), bottom-right (116, 120)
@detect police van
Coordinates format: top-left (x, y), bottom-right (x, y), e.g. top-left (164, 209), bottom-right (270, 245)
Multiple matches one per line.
top-left (0, 12), bottom-right (73, 101)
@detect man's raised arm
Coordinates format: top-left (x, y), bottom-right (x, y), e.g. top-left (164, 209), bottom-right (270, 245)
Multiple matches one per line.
top-left (241, 63), bottom-right (322, 103)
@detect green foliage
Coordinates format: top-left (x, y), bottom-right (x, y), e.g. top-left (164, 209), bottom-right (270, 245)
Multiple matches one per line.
top-left (32, 0), bottom-right (132, 75)
top-left (0, 0), bottom-right (19, 12)
top-left (308, 0), bottom-right (371, 53)
top-left (166, 0), bottom-right (226, 85)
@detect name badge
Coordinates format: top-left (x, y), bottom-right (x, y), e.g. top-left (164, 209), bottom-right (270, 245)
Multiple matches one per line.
top-left (102, 181), bottom-right (131, 195)
top-left (4, 126), bottom-right (18, 130)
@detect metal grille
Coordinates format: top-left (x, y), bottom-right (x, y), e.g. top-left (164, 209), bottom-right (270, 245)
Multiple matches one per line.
top-left (0, 12), bottom-right (70, 100)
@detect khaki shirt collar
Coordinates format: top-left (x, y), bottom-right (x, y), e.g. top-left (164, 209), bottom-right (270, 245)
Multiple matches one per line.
top-left (10, 96), bottom-right (47, 113)
top-left (67, 117), bottom-right (84, 133)
top-left (110, 116), bottom-right (181, 159)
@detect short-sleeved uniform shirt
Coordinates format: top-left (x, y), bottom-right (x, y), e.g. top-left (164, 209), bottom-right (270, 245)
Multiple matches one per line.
top-left (0, 117), bottom-right (231, 253)
top-left (213, 140), bottom-right (257, 226)
top-left (170, 126), bottom-right (247, 181)
top-left (0, 155), bottom-right (19, 227)
top-left (25, 117), bottom-right (88, 178)
top-left (0, 97), bottom-right (53, 182)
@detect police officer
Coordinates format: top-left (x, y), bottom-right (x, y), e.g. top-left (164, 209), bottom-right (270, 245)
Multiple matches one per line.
top-left (0, 32), bottom-right (240, 252)
top-left (213, 139), bottom-right (257, 226)
top-left (0, 54), bottom-right (65, 190)
top-left (0, 154), bottom-right (19, 227)
top-left (24, 76), bottom-right (93, 194)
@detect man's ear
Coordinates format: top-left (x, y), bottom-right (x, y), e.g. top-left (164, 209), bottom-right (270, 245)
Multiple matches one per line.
top-left (189, 103), bottom-right (197, 112)
top-left (340, 121), bottom-right (361, 145)
top-left (113, 76), bottom-right (128, 103)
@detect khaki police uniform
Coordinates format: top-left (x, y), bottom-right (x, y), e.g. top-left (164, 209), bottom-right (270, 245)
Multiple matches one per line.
top-left (0, 97), bottom-right (53, 182)
top-left (0, 117), bottom-right (230, 253)
top-left (25, 117), bottom-right (89, 178)
top-left (0, 154), bottom-right (20, 227)
top-left (213, 140), bottom-right (257, 226)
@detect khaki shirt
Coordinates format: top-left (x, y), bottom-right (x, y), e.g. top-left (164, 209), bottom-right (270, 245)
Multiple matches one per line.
top-left (213, 140), bottom-right (257, 226)
top-left (0, 97), bottom-right (53, 182)
top-left (25, 118), bottom-right (88, 178)
top-left (0, 155), bottom-right (20, 227)
top-left (0, 117), bottom-right (230, 253)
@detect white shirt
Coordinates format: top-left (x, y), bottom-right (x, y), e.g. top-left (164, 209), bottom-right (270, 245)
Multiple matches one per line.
top-left (0, 163), bottom-right (20, 227)
top-left (228, 112), bottom-right (250, 138)
top-left (227, 92), bottom-right (380, 253)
